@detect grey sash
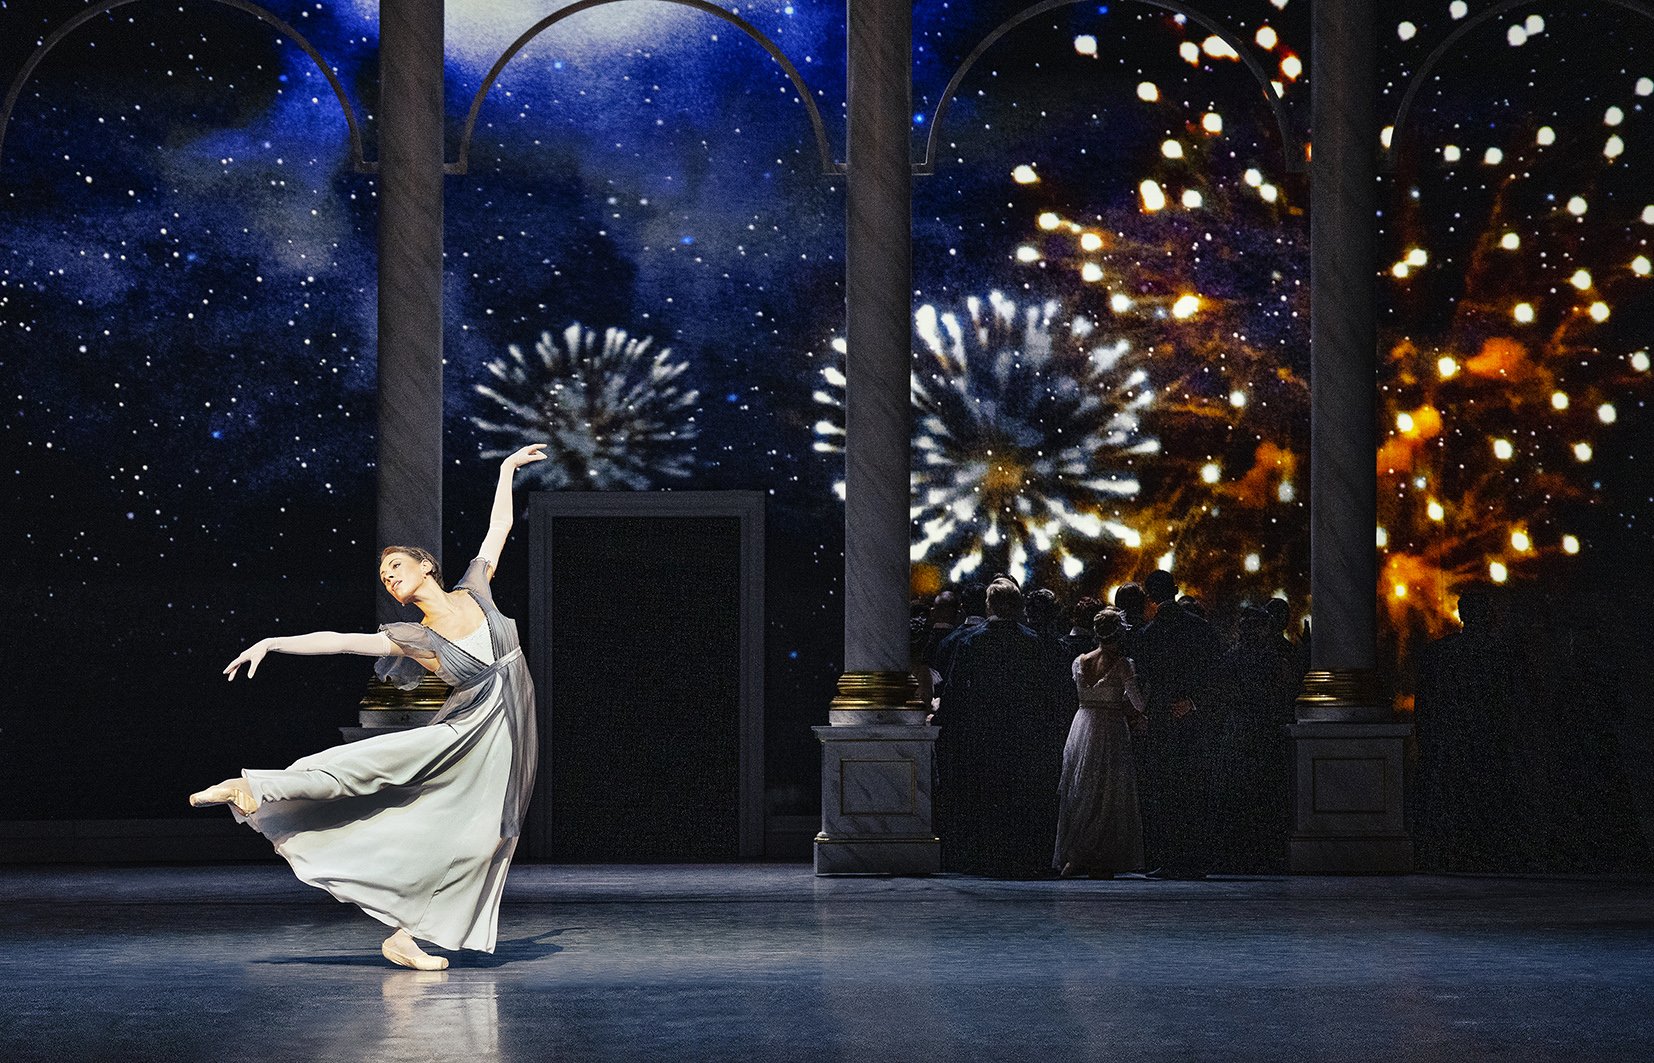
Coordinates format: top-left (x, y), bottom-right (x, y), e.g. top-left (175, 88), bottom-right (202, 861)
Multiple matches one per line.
top-left (451, 646), bottom-right (523, 694)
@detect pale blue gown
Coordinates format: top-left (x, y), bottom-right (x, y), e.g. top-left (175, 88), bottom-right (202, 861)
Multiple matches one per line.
top-left (232, 557), bottom-right (537, 952)
top-left (1053, 654), bottom-right (1146, 873)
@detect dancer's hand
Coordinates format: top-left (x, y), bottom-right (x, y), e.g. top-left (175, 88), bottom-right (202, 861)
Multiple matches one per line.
top-left (501, 443), bottom-right (547, 473)
top-left (224, 639), bottom-right (272, 681)
top-left (1171, 697), bottom-right (1195, 719)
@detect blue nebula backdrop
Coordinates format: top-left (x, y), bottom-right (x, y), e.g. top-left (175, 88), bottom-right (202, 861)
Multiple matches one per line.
top-left (3, 0), bottom-right (1649, 822)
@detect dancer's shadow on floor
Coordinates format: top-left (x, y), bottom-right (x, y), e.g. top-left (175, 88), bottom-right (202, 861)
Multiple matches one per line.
top-left (466, 928), bottom-right (573, 967)
top-left (254, 928), bottom-right (577, 968)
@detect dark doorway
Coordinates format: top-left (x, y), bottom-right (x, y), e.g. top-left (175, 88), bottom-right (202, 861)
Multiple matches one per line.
top-left (526, 492), bottom-right (765, 861)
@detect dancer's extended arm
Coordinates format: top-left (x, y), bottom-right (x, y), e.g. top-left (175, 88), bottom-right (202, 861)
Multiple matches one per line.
top-left (473, 443), bottom-right (547, 579)
top-left (224, 631), bottom-right (401, 681)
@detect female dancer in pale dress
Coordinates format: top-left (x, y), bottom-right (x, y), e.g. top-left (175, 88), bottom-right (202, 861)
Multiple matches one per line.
top-left (188, 443), bottom-right (546, 970)
top-left (1053, 607), bottom-right (1148, 878)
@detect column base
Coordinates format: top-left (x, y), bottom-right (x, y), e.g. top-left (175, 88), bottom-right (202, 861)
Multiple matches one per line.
top-left (814, 833), bottom-right (941, 875)
top-left (814, 723), bottom-right (940, 875)
top-left (1289, 719), bottom-right (1414, 875)
top-left (1296, 669), bottom-right (1390, 722)
top-left (828, 670), bottom-right (928, 726)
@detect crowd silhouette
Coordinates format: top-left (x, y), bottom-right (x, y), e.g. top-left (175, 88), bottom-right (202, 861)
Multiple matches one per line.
top-left (919, 570), bottom-right (1305, 879)
top-left (1411, 582), bottom-right (1652, 873)
top-left (918, 571), bottom-right (1653, 878)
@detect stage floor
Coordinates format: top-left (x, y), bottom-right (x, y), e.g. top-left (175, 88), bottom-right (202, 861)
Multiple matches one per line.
top-left (2, 866), bottom-right (1650, 1062)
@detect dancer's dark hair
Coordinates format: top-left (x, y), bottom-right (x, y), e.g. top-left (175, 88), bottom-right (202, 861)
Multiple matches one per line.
top-left (379, 545), bottom-right (443, 590)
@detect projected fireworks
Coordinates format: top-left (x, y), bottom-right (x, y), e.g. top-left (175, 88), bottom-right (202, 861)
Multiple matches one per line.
top-left (472, 323), bottom-right (701, 490)
top-left (813, 293), bottom-right (1160, 587)
top-left (1378, 7), bottom-right (1654, 652)
top-left (905, 10), bottom-right (1311, 606)
top-left (2, 0), bottom-right (1652, 799)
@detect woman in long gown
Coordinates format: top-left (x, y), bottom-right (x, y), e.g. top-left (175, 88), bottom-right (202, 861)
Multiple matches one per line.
top-left (188, 443), bottom-right (547, 970)
top-left (1053, 607), bottom-right (1148, 878)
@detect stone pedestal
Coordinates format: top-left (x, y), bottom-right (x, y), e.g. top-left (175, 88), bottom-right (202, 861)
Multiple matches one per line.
top-left (1289, 717), bottom-right (1413, 874)
top-left (814, 723), bottom-right (940, 874)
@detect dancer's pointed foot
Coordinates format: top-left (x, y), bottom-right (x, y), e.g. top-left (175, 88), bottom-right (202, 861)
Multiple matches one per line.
top-left (382, 929), bottom-right (448, 971)
top-left (188, 778), bottom-right (259, 816)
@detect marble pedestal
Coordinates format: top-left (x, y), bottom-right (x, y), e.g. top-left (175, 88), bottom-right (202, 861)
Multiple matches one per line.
top-left (1289, 718), bottom-right (1414, 874)
top-left (814, 724), bottom-right (940, 874)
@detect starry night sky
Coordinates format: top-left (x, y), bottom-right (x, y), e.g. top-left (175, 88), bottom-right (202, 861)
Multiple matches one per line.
top-left (2, 0), bottom-right (1649, 821)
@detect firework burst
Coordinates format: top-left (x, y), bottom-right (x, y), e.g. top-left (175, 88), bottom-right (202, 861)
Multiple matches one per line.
top-left (1006, 29), bottom-right (1312, 610)
top-left (815, 292), bottom-right (1161, 586)
top-left (1379, 59), bottom-right (1654, 649)
top-left (472, 323), bottom-right (700, 489)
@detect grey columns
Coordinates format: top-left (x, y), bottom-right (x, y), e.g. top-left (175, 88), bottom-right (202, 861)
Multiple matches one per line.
top-left (842, 0), bottom-right (914, 687)
top-left (1306, 0), bottom-right (1377, 684)
top-left (375, 0), bottom-right (446, 623)
top-left (816, 0), bottom-right (937, 874)
top-left (1293, 0), bottom-right (1411, 872)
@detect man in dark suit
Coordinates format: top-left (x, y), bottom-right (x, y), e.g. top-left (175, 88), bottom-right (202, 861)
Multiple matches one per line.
top-left (1062, 596), bottom-right (1103, 661)
top-left (1132, 569), bottom-right (1220, 878)
top-left (1414, 582), bottom-right (1519, 871)
top-left (1210, 605), bottom-right (1292, 872)
top-left (933, 578), bottom-right (1050, 876)
top-left (930, 581), bottom-right (987, 704)
top-left (1112, 582), bottom-right (1148, 663)
top-left (914, 590), bottom-right (960, 710)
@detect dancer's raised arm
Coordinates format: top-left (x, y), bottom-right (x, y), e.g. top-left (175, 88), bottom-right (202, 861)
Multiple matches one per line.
top-left (473, 443), bottom-right (546, 579)
top-left (224, 630), bottom-right (401, 681)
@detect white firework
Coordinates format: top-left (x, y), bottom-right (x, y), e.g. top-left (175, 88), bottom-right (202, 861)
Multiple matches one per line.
top-left (814, 292), bottom-right (1160, 585)
top-left (472, 323), bottom-right (699, 488)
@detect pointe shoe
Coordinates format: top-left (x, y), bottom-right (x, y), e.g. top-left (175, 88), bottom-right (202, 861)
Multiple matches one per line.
top-left (382, 933), bottom-right (449, 972)
top-left (188, 782), bottom-right (259, 817)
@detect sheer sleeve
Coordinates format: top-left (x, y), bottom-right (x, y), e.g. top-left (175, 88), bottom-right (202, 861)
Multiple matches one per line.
top-left (374, 621), bottom-right (440, 690)
top-left (1122, 658), bottom-right (1146, 715)
top-left (455, 556), bottom-right (497, 610)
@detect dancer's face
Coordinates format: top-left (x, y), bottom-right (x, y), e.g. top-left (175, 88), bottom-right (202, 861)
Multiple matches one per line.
top-left (379, 552), bottom-right (430, 604)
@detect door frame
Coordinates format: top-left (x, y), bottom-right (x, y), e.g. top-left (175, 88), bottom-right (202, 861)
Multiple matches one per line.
top-left (525, 490), bottom-right (766, 860)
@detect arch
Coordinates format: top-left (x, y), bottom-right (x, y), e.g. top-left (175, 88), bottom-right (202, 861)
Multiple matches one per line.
top-left (919, 0), bottom-right (1306, 175)
top-left (1385, 0), bottom-right (1654, 172)
top-left (0, 0), bottom-right (369, 173)
top-left (453, 0), bottom-right (838, 176)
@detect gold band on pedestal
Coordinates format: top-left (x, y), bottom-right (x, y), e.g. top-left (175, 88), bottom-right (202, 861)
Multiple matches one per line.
top-left (830, 670), bottom-right (925, 711)
top-left (1295, 668), bottom-right (1388, 721)
top-left (359, 674), bottom-right (449, 711)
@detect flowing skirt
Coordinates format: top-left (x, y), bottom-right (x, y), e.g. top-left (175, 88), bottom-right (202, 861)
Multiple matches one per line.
top-left (232, 682), bottom-right (520, 952)
top-left (1053, 706), bottom-right (1145, 872)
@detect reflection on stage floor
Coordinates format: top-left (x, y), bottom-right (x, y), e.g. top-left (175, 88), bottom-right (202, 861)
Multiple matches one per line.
top-left (1, 865), bottom-right (1650, 1062)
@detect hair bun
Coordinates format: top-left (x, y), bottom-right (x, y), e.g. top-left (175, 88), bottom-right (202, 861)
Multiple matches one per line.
top-left (1092, 606), bottom-right (1131, 641)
